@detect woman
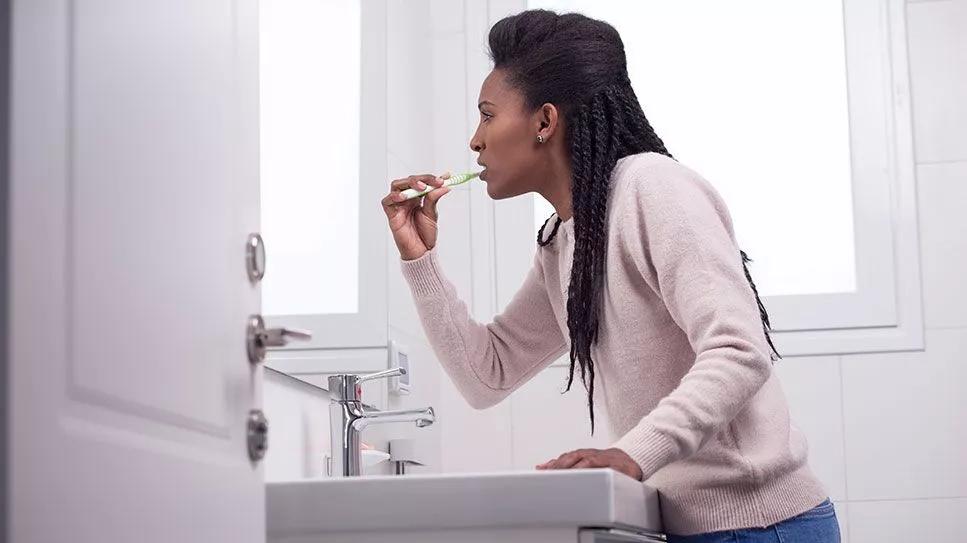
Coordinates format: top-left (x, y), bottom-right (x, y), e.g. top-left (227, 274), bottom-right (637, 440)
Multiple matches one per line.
top-left (380, 9), bottom-right (839, 543)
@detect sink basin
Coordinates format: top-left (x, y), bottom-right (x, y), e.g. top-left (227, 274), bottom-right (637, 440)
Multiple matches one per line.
top-left (267, 468), bottom-right (663, 542)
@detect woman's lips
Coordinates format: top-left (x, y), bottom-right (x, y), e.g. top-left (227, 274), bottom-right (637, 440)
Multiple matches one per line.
top-left (480, 168), bottom-right (489, 180)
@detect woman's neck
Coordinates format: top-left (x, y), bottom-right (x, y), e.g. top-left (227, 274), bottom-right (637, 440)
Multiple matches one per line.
top-left (538, 152), bottom-right (573, 222)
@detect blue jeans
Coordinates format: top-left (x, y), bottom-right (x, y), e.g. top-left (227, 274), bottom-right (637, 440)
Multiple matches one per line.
top-left (665, 498), bottom-right (841, 542)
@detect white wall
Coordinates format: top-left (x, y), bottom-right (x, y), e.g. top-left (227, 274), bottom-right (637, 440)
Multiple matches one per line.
top-left (264, 1), bottom-right (967, 541)
top-left (263, 369), bottom-right (331, 481)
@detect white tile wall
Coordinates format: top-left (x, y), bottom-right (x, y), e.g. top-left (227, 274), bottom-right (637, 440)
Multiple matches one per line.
top-left (848, 498), bottom-right (967, 542)
top-left (915, 161), bottom-right (967, 329)
top-left (834, 501), bottom-right (850, 543)
top-left (841, 329), bottom-right (967, 500)
top-left (906, 0), bottom-right (967, 163)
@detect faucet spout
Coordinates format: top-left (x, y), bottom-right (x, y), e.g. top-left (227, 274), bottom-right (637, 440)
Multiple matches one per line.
top-left (353, 406), bottom-right (435, 432)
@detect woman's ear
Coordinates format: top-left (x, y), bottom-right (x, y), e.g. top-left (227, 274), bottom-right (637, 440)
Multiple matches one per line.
top-left (537, 103), bottom-right (560, 141)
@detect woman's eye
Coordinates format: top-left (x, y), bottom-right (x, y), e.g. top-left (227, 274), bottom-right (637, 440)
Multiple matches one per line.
top-left (481, 113), bottom-right (492, 122)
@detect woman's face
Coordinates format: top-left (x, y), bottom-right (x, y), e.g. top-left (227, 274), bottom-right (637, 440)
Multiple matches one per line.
top-left (469, 69), bottom-right (550, 200)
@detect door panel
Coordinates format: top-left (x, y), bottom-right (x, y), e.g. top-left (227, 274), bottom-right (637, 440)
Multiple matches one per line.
top-left (9, 0), bottom-right (263, 541)
top-left (69, 0), bottom-right (242, 433)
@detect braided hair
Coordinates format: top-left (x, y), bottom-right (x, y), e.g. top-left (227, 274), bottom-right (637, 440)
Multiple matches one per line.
top-left (487, 9), bottom-right (781, 435)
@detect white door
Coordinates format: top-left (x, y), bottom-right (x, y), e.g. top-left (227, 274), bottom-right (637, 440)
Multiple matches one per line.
top-left (8, 0), bottom-right (265, 541)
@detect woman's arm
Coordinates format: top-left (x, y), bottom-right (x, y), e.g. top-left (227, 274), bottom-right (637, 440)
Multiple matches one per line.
top-left (400, 245), bottom-right (567, 410)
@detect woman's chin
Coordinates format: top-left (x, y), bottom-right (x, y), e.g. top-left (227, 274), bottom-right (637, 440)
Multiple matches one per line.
top-left (483, 177), bottom-right (496, 196)
top-left (486, 181), bottom-right (523, 201)
top-left (482, 173), bottom-right (520, 200)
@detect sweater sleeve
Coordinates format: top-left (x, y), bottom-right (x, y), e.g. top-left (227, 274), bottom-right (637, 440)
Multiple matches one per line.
top-left (609, 163), bottom-right (773, 480)
top-left (399, 245), bottom-right (568, 410)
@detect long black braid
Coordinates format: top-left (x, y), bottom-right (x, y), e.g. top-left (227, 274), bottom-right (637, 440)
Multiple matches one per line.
top-left (490, 10), bottom-right (780, 436)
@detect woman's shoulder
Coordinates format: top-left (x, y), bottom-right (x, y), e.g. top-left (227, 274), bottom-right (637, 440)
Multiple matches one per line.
top-left (613, 151), bottom-right (712, 200)
top-left (614, 149), bottom-right (709, 180)
top-left (614, 150), bottom-right (669, 173)
top-left (610, 151), bottom-right (736, 232)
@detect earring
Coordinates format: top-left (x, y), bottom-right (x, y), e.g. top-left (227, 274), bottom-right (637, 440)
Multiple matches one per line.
top-left (537, 134), bottom-right (544, 144)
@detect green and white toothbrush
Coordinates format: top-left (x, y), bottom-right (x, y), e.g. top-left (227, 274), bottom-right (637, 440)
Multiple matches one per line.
top-left (399, 171), bottom-right (481, 201)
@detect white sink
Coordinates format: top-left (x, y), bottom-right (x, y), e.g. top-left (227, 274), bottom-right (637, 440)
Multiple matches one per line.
top-left (267, 468), bottom-right (664, 543)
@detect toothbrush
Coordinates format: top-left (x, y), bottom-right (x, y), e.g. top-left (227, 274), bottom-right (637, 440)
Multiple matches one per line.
top-left (399, 171), bottom-right (481, 201)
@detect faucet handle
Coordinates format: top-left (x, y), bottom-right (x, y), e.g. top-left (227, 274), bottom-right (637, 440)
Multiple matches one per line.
top-left (357, 367), bottom-right (407, 384)
top-left (327, 367), bottom-right (407, 402)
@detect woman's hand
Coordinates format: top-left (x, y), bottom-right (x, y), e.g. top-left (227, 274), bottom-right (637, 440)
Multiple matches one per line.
top-left (535, 447), bottom-right (644, 481)
top-left (381, 173), bottom-right (452, 261)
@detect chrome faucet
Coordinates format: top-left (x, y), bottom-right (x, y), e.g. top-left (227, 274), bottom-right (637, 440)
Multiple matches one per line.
top-left (327, 367), bottom-right (435, 477)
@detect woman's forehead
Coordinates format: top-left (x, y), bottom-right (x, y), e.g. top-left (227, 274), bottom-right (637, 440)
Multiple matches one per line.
top-left (479, 71), bottom-right (523, 110)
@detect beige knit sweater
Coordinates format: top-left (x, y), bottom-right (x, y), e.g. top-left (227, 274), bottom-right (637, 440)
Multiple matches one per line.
top-left (399, 151), bottom-right (829, 535)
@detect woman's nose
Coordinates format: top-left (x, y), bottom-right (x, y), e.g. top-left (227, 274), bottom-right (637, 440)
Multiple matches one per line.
top-left (469, 135), bottom-right (483, 152)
